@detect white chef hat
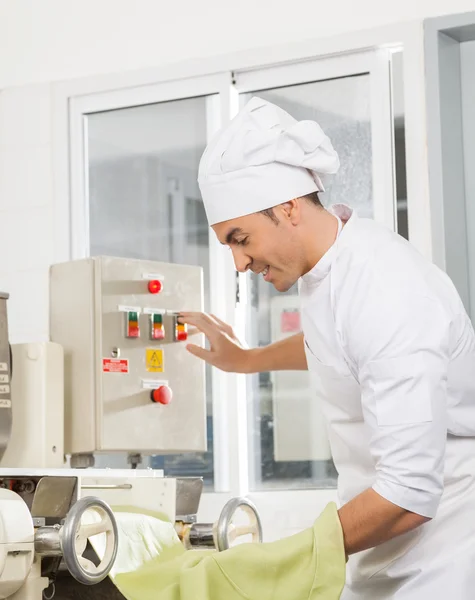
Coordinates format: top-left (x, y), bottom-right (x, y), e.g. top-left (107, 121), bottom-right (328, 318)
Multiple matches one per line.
top-left (198, 96), bottom-right (340, 225)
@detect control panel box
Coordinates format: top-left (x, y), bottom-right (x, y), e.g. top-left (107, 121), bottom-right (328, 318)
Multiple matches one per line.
top-left (50, 256), bottom-right (206, 456)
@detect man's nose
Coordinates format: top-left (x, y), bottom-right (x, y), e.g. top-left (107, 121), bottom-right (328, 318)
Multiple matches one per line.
top-left (231, 248), bottom-right (251, 273)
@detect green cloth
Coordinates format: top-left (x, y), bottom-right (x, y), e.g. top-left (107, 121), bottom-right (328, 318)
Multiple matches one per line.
top-left (96, 502), bottom-right (345, 600)
top-left (89, 502), bottom-right (345, 599)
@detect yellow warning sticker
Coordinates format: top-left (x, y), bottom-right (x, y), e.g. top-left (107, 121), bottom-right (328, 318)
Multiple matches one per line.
top-left (146, 348), bottom-right (164, 373)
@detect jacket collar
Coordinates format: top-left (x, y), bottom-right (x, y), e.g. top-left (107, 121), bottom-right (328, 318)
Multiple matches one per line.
top-left (300, 204), bottom-right (357, 287)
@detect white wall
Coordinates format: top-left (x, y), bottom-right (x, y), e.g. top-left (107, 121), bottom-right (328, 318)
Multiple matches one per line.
top-left (0, 0), bottom-right (473, 342)
top-left (0, 6), bottom-right (471, 333)
top-left (1, 0), bottom-right (475, 89)
top-left (0, 84), bottom-right (53, 343)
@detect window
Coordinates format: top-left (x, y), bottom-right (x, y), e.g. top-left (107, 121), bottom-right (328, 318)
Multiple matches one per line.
top-left (85, 95), bottom-right (216, 487)
top-left (234, 52), bottom-right (395, 490)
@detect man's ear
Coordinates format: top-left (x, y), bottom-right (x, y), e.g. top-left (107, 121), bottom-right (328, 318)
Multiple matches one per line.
top-left (278, 199), bottom-right (301, 224)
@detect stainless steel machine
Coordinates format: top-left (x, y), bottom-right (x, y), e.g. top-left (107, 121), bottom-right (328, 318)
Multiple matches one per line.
top-left (0, 258), bottom-right (262, 600)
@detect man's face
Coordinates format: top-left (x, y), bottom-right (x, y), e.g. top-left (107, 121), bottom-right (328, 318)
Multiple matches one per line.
top-left (212, 204), bottom-right (306, 292)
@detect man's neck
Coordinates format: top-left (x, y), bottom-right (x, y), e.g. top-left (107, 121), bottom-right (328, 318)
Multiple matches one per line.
top-left (303, 209), bottom-right (340, 272)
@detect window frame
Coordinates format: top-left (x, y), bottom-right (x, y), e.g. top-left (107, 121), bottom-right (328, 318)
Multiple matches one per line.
top-left (68, 74), bottom-right (246, 498)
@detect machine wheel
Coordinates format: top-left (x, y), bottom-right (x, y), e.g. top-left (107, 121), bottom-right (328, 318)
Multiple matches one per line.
top-left (215, 497), bottom-right (263, 551)
top-left (60, 496), bottom-right (118, 585)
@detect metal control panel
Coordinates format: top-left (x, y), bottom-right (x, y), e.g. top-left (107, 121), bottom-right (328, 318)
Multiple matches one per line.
top-left (50, 257), bottom-right (206, 457)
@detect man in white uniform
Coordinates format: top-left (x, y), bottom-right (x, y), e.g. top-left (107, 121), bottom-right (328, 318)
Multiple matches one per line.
top-left (180, 97), bottom-right (475, 598)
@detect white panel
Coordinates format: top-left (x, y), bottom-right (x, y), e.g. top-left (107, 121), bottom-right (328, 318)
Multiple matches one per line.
top-left (49, 258), bottom-right (95, 454)
top-left (78, 475), bottom-right (177, 522)
top-left (98, 257), bottom-right (205, 453)
top-left (0, 468), bottom-right (177, 523)
top-left (50, 256), bottom-right (207, 456)
top-left (1, 343), bottom-right (64, 469)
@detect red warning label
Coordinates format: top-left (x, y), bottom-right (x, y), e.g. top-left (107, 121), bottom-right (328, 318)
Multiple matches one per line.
top-left (103, 358), bottom-right (129, 373)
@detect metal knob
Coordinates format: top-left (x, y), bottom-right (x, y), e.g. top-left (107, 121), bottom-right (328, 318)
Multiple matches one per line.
top-left (60, 496), bottom-right (118, 585)
top-left (215, 497), bottom-right (263, 551)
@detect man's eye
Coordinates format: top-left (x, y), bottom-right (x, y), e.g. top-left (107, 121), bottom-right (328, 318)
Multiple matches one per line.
top-left (236, 238), bottom-right (249, 246)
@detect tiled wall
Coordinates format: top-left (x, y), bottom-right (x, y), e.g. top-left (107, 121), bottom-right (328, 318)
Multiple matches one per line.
top-left (0, 84), bottom-right (54, 343)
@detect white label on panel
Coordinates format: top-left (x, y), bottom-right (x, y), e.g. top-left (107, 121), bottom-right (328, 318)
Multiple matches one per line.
top-left (0, 363), bottom-right (7, 372)
top-left (0, 398), bottom-right (11, 408)
top-left (141, 379), bottom-right (168, 390)
top-left (0, 374), bottom-right (9, 384)
top-left (117, 305), bottom-right (142, 314)
top-left (142, 273), bottom-right (164, 281)
top-left (0, 385), bottom-right (10, 394)
top-left (143, 308), bottom-right (165, 315)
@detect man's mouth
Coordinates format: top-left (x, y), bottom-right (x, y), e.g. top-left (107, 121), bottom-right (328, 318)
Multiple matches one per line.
top-left (262, 266), bottom-right (271, 282)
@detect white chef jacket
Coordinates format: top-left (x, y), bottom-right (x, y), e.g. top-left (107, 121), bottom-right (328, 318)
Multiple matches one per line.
top-left (299, 204), bottom-right (475, 599)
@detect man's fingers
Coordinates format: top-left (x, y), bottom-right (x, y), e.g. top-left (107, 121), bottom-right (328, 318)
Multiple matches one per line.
top-left (180, 312), bottom-right (226, 331)
top-left (185, 343), bottom-right (214, 362)
top-left (210, 313), bottom-right (232, 331)
top-left (176, 316), bottom-right (200, 336)
top-left (178, 312), bottom-right (199, 320)
top-left (178, 313), bottom-right (220, 339)
top-left (186, 325), bottom-right (201, 337)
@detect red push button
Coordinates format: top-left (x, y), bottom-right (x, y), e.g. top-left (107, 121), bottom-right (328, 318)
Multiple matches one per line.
top-left (175, 322), bottom-right (187, 342)
top-left (148, 280), bottom-right (162, 294)
top-left (151, 386), bottom-right (173, 405)
top-left (128, 325), bottom-right (140, 338)
top-left (151, 325), bottom-right (165, 340)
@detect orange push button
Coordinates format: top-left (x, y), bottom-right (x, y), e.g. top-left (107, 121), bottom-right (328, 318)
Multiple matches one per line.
top-left (151, 386), bottom-right (173, 405)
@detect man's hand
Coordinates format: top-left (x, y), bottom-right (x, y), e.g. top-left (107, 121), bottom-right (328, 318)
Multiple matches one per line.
top-left (178, 312), bottom-right (251, 373)
top-left (179, 312), bottom-right (308, 373)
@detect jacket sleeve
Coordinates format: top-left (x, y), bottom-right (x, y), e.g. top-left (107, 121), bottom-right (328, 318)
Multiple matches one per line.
top-left (340, 253), bottom-right (450, 518)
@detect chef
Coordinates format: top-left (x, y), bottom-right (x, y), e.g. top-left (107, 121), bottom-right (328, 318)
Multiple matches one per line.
top-left (180, 97), bottom-right (475, 599)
